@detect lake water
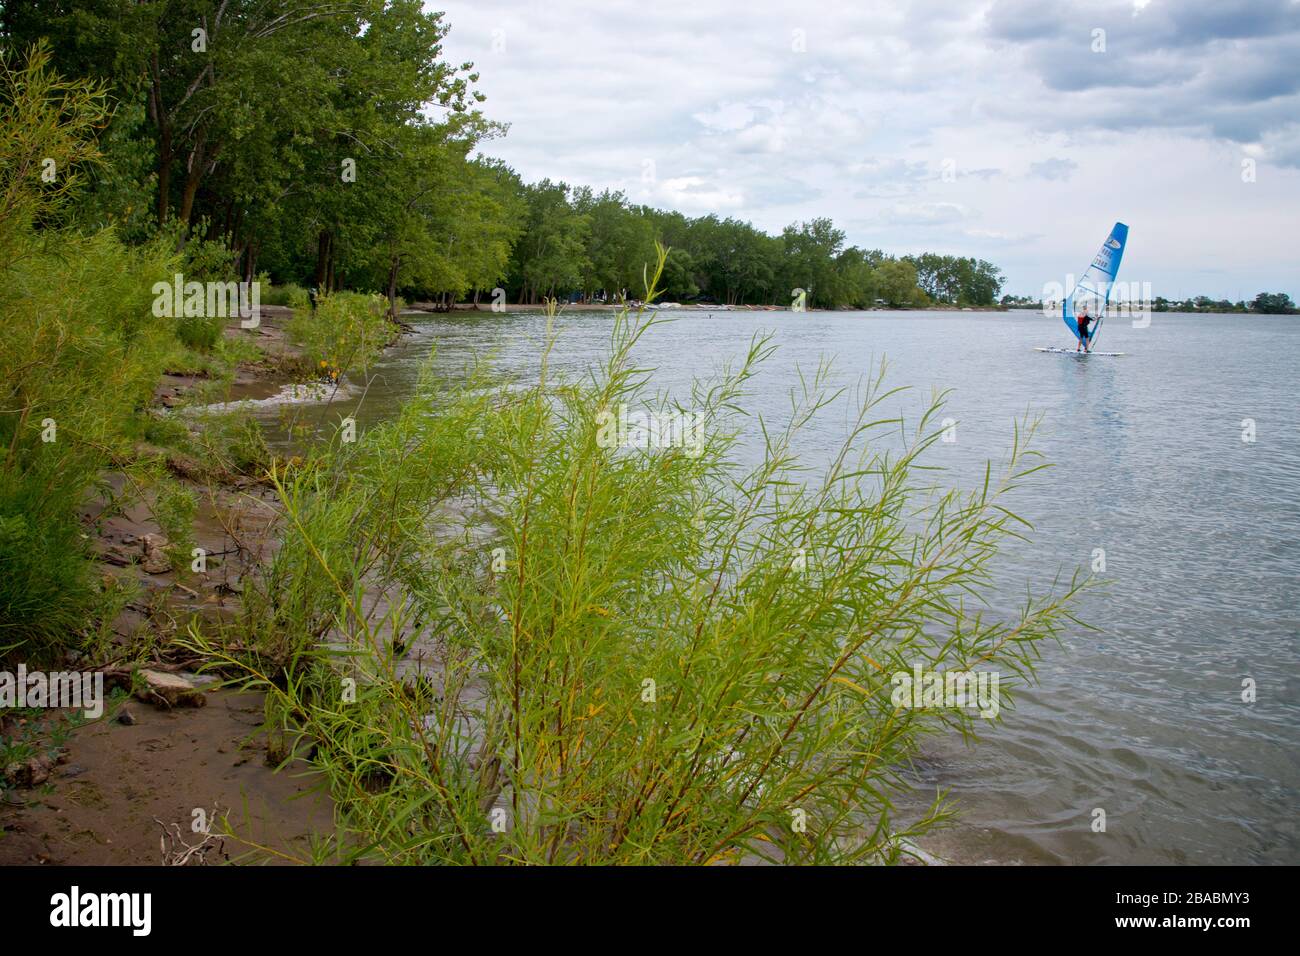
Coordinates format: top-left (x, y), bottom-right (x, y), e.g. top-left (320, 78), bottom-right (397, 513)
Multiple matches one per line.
top-left (252, 307), bottom-right (1300, 865)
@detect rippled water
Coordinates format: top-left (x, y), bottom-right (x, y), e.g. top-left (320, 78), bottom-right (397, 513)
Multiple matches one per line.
top-left (251, 308), bottom-right (1300, 865)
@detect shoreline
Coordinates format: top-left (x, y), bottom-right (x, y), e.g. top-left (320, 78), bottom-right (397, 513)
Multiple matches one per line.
top-left (417, 301), bottom-right (1012, 314)
top-left (412, 302), bottom-right (1299, 319)
top-left (10, 298), bottom-right (1207, 868)
top-left (0, 309), bottom-right (347, 865)
top-left (0, 304), bottom-right (977, 866)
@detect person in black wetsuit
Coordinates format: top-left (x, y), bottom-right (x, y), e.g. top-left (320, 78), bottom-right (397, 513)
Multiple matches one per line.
top-left (1076, 305), bottom-right (1092, 353)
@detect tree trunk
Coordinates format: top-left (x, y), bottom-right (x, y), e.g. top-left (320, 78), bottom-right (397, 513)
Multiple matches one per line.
top-left (177, 131), bottom-right (211, 229)
top-left (156, 127), bottom-right (175, 225)
top-left (314, 232), bottom-right (327, 288)
top-left (314, 231), bottom-right (333, 290)
top-left (386, 257), bottom-right (400, 321)
top-left (230, 206), bottom-right (245, 268)
top-left (150, 55), bottom-right (172, 225)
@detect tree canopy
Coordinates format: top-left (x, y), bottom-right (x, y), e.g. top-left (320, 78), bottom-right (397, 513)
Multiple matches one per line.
top-left (1, 2), bottom-right (1012, 311)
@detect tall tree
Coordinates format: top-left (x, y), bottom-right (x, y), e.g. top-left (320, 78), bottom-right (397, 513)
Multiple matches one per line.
top-left (508, 180), bottom-right (590, 303)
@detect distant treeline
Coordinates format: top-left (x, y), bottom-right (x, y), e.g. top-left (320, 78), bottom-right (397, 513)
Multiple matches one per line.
top-left (1, 1), bottom-right (1004, 314)
top-left (1001, 292), bottom-right (1297, 314)
top-left (504, 187), bottom-right (1005, 309)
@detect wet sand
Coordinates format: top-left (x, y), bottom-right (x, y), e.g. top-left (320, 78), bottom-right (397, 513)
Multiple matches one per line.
top-left (0, 692), bottom-right (332, 865)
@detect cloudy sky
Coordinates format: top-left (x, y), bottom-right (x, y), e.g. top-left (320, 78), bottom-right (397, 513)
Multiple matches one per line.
top-left (434, 0), bottom-right (1299, 300)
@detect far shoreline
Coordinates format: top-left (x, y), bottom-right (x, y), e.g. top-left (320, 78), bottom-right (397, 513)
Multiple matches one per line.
top-left (404, 300), bottom-right (1298, 317)
top-left (412, 301), bottom-right (1013, 314)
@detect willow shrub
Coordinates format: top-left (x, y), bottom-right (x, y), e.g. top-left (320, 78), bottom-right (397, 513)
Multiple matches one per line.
top-left (0, 228), bottom-right (182, 659)
top-left (205, 259), bottom-right (1081, 865)
top-left (287, 291), bottom-right (391, 379)
top-left (0, 46), bottom-right (194, 661)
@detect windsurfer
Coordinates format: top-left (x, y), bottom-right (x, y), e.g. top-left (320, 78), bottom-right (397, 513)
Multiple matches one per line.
top-left (1076, 306), bottom-right (1092, 352)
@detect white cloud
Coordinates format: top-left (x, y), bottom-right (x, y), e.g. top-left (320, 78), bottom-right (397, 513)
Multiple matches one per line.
top-left (651, 176), bottom-right (745, 212)
top-left (1026, 158), bottom-right (1079, 181)
top-left (880, 202), bottom-right (972, 225)
top-left (437, 0), bottom-right (1300, 298)
top-left (692, 102), bottom-right (760, 133)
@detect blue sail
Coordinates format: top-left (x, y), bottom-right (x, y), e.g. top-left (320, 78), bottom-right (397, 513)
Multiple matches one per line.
top-left (1063, 221), bottom-right (1128, 348)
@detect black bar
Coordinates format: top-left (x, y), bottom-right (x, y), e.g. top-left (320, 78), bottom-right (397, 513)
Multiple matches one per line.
top-left (0, 865), bottom-right (1281, 942)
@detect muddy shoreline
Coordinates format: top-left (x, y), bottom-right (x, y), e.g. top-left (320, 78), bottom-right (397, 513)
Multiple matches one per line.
top-left (0, 306), bottom-right (352, 865)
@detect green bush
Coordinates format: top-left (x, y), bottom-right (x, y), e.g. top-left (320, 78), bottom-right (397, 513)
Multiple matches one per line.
top-left (174, 312), bottom-right (225, 351)
top-left (0, 229), bottom-right (178, 459)
top-left (0, 229), bottom-right (179, 661)
top-left (287, 290), bottom-right (391, 378)
top-left (152, 477), bottom-right (197, 573)
top-left (203, 266), bottom-right (1081, 865)
top-left (173, 224), bottom-right (238, 283)
top-left (0, 462), bottom-right (97, 661)
top-left (0, 48), bottom-right (181, 661)
top-left (189, 410), bottom-right (272, 480)
top-left (142, 411), bottom-right (194, 452)
top-left (260, 281), bottom-right (311, 309)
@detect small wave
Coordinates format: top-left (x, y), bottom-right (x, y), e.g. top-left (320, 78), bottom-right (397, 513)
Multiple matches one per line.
top-left (186, 380), bottom-right (360, 414)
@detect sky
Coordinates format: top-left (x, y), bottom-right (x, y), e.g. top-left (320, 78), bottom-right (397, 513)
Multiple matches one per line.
top-left (432, 0), bottom-right (1300, 300)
